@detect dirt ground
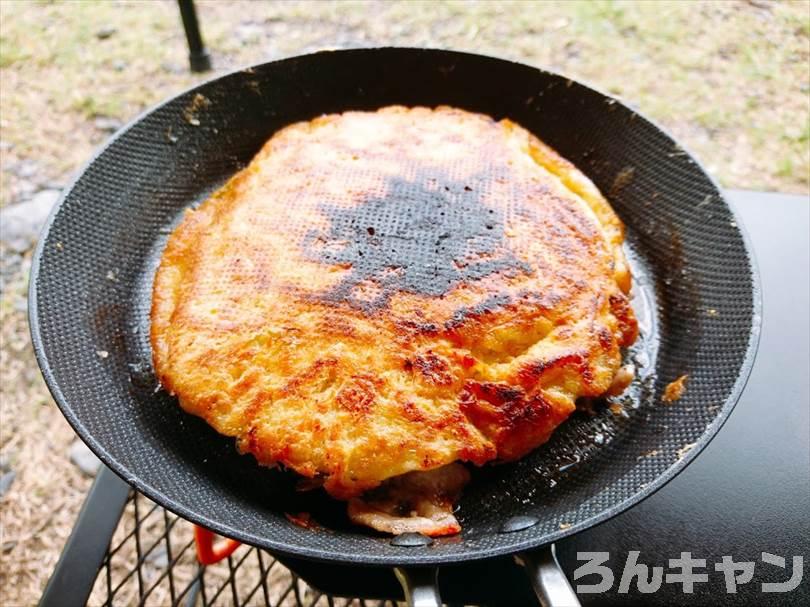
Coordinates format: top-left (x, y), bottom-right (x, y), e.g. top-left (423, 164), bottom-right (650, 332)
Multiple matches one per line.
top-left (0, 1), bottom-right (808, 605)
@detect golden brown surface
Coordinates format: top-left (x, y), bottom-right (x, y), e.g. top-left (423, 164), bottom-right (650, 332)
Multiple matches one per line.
top-left (151, 106), bottom-right (637, 513)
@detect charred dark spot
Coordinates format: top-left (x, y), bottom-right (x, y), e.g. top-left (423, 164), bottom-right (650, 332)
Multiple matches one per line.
top-left (444, 293), bottom-right (513, 331)
top-left (500, 393), bottom-right (554, 432)
top-left (410, 351), bottom-right (452, 385)
top-left (460, 381), bottom-right (556, 447)
top-left (468, 381), bottom-right (525, 406)
top-left (397, 318), bottom-right (440, 336)
top-left (301, 168), bottom-right (531, 312)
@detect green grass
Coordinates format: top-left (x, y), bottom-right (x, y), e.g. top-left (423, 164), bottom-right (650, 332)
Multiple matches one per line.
top-left (70, 94), bottom-right (124, 119)
top-left (0, 0), bottom-right (808, 198)
top-left (0, 35), bottom-right (30, 67)
top-left (777, 156), bottom-right (795, 178)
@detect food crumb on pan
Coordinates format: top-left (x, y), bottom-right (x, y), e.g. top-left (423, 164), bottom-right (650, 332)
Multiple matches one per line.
top-left (106, 270), bottom-right (117, 281)
top-left (637, 449), bottom-right (660, 460)
top-left (707, 308), bottom-right (718, 316)
top-left (662, 374), bottom-right (688, 403)
top-left (96, 350), bottom-right (109, 359)
top-left (183, 93), bottom-right (210, 126)
top-left (676, 442), bottom-right (698, 462)
top-left (609, 166), bottom-right (635, 198)
top-left (559, 522), bottom-right (572, 530)
top-left (284, 512), bottom-right (319, 530)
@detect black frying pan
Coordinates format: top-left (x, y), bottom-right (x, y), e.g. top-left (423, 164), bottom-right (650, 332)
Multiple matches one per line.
top-left (29, 48), bottom-right (760, 606)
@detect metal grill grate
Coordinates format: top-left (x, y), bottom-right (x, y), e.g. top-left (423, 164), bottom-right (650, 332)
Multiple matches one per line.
top-left (90, 490), bottom-right (401, 607)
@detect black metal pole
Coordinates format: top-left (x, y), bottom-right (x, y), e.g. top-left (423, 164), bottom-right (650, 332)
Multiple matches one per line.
top-left (177, 0), bottom-right (212, 73)
top-left (38, 466), bottom-right (131, 607)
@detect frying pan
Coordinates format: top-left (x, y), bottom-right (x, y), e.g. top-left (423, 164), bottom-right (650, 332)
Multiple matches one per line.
top-left (29, 48), bottom-right (760, 606)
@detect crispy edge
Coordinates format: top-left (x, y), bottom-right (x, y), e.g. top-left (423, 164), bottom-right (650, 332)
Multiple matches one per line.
top-left (150, 164), bottom-right (258, 394)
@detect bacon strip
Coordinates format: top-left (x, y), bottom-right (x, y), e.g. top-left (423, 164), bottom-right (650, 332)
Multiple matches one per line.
top-left (347, 463), bottom-right (469, 537)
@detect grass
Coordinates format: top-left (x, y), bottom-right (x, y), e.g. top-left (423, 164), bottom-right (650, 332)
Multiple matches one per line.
top-left (0, 0), bottom-right (807, 201)
top-left (70, 94), bottom-right (125, 119)
top-left (0, 1), bottom-right (808, 605)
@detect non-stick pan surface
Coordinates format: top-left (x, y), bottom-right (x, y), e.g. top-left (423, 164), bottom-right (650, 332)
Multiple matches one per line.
top-left (29, 48), bottom-right (760, 566)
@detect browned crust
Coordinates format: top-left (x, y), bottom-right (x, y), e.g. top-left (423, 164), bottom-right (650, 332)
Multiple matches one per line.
top-left (151, 106), bottom-right (638, 499)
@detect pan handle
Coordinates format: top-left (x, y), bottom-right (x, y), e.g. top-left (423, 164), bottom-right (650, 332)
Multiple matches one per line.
top-left (193, 525), bottom-right (241, 565)
top-left (516, 544), bottom-right (581, 607)
top-left (393, 566), bottom-right (441, 607)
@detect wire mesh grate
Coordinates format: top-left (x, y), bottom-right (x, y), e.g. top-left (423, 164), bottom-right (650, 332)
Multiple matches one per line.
top-left (88, 491), bottom-right (402, 607)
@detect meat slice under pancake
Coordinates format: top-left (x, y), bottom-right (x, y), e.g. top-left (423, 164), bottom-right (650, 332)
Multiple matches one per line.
top-left (347, 462), bottom-right (469, 536)
top-left (151, 106), bottom-right (637, 535)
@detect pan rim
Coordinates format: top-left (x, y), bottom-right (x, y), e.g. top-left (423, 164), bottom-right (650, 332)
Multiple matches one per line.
top-left (28, 46), bottom-right (762, 566)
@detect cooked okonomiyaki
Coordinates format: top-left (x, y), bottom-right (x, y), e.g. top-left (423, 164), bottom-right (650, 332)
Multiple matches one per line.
top-left (151, 106), bottom-right (638, 536)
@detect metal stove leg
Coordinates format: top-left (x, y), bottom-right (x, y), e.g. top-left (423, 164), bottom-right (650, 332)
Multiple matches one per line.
top-left (177, 0), bottom-right (212, 72)
top-left (393, 567), bottom-right (442, 607)
top-left (39, 465), bottom-right (130, 607)
top-left (516, 544), bottom-right (581, 607)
